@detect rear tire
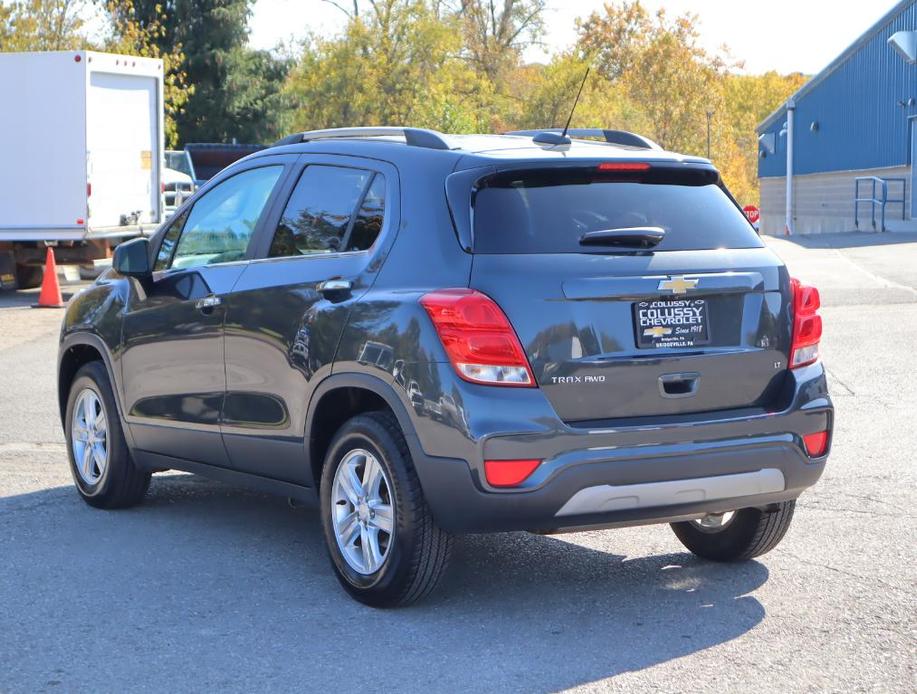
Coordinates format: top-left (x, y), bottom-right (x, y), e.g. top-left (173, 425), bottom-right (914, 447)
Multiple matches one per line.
top-left (15, 263), bottom-right (43, 290)
top-left (320, 411), bottom-right (453, 607)
top-left (64, 361), bottom-right (150, 509)
top-left (670, 501), bottom-right (796, 561)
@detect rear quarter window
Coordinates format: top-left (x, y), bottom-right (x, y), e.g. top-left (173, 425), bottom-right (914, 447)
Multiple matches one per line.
top-left (472, 168), bottom-right (762, 253)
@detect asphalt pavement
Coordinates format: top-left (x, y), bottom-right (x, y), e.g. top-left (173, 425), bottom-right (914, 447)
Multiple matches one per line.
top-left (0, 234), bottom-right (914, 692)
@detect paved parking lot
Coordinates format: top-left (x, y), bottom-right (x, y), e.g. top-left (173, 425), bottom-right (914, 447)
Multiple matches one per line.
top-left (1, 234), bottom-right (915, 693)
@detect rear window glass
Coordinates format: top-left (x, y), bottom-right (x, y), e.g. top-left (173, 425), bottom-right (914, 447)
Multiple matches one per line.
top-left (472, 169), bottom-right (762, 253)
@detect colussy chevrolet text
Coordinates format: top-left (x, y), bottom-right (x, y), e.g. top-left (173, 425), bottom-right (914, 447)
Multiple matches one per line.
top-left (57, 127), bottom-right (832, 606)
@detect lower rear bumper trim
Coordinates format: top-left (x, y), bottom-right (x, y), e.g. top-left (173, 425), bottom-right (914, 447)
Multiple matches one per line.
top-left (554, 468), bottom-right (785, 517)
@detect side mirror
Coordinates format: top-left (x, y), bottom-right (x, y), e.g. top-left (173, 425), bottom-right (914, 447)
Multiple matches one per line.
top-left (113, 238), bottom-right (152, 278)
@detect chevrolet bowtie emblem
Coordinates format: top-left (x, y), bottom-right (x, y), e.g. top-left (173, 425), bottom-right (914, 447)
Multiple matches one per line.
top-left (658, 276), bottom-right (699, 294)
top-left (644, 326), bottom-right (672, 338)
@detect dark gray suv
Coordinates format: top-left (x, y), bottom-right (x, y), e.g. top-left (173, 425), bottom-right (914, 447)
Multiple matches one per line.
top-left (57, 127), bottom-right (832, 606)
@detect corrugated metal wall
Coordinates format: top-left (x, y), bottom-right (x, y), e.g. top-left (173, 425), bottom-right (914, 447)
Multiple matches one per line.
top-left (758, 0), bottom-right (917, 178)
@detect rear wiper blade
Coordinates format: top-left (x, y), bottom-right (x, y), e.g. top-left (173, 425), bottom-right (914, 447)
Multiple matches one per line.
top-left (579, 226), bottom-right (665, 249)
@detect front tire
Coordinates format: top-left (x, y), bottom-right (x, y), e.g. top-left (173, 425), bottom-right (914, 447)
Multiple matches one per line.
top-left (64, 361), bottom-right (150, 509)
top-left (320, 411), bottom-right (453, 607)
top-left (670, 501), bottom-right (796, 561)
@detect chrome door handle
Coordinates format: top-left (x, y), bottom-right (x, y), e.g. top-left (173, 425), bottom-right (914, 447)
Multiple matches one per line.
top-left (317, 279), bottom-right (352, 295)
top-left (195, 295), bottom-right (222, 310)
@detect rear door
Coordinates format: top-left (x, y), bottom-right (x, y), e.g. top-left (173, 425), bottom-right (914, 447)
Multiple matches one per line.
top-left (86, 71), bottom-right (159, 227)
top-left (467, 162), bottom-right (791, 423)
top-left (221, 155), bottom-right (396, 484)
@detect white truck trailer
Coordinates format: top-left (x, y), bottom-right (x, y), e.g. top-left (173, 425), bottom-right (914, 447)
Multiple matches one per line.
top-left (0, 50), bottom-right (165, 287)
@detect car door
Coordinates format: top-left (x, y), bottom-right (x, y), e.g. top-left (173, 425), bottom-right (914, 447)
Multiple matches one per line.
top-left (120, 158), bottom-right (294, 467)
top-left (221, 155), bottom-right (399, 483)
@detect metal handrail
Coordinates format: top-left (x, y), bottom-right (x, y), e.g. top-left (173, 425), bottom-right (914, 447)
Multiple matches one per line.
top-left (854, 176), bottom-right (907, 232)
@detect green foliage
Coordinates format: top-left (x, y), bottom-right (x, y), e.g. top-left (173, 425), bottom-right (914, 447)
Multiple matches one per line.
top-left (286, 1), bottom-right (493, 133)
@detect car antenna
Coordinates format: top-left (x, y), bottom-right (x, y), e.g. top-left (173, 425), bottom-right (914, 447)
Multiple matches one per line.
top-left (533, 65), bottom-right (591, 146)
top-left (561, 66), bottom-right (591, 140)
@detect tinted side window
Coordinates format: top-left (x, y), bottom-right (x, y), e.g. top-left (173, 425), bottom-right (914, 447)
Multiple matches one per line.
top-left (346, 174), bottom-right (386, 251)
top-left (268, 165), bottom-right (382, 257)
top-left (171, 165), bottom-right (283, 270)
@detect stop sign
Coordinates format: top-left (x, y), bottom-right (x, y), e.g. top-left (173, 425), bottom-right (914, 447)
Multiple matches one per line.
top-left (743, 205), bottom-right (760, 224)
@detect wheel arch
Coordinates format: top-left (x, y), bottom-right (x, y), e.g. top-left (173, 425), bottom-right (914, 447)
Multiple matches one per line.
top-left (305, 373), bottom-right (421, 488)
top-left (58, 333), bottom-right (125, 435)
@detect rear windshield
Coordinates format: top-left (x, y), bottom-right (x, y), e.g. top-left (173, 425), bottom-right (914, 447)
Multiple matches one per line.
top-left (472, 168), bottom-right (763, 253)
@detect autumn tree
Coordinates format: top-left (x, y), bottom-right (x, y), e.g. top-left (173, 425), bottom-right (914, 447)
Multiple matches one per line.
top-left (0, 0), bottom-right (90, 51)
top-left (289, 1), bottom-right (494, 133)
top-left (516, 52), bottom-right (647, 134)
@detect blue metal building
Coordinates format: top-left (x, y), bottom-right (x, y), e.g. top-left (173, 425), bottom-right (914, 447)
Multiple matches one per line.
top-left (757, 0), bottom-right (917, 234)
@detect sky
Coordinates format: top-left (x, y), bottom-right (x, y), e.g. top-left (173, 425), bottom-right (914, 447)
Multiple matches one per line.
top-left (249, 0), bottom-right (902, 75)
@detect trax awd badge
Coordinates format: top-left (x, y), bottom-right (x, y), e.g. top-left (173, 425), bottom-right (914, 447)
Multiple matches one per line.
top-left (658, 276), bottom-right (699, 294)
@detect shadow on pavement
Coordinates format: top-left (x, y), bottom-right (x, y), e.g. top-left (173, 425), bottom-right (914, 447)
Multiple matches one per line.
top-left (0, 473), bottom-right (769, 692)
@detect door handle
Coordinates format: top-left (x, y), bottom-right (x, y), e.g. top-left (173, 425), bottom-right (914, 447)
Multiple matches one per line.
top-left (658, 372), bottom-right (700, 399)
top-left (317, 279), bottom-right (352, 296)
top-left (195, 295), bottom-right (222, 311)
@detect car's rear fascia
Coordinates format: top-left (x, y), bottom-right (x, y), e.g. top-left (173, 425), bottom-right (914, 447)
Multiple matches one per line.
top-left (396, 358), bottom-right (831, 534)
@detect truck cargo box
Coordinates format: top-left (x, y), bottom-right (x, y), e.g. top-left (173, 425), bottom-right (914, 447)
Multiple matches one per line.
top-left (0, 51), bottom-right (164, 242)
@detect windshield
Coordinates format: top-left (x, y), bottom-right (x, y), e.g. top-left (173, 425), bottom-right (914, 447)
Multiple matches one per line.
top-left (473, 168), bottom-right (762, 253)
top-left (165, 151), bottom-right (193, 177)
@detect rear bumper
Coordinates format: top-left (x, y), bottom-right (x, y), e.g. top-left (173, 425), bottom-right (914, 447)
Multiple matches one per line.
top-left (408, 362), bottom-right (832, 533)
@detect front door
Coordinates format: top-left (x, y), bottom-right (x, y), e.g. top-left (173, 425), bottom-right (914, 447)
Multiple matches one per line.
top-left (221, 156), bottom-right (396, 484)
top-left (121, 163), bottom-right (288, 467)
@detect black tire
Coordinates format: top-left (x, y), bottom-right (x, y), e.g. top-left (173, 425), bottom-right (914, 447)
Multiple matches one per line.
top-left (64, 361), bottom-right (150, 509)
top-left (319, 411), bottom-right (453, 607)
top-left (670, 501), bottom-right (796, 562)
top-left (16, 263), bottom-right (43, 290)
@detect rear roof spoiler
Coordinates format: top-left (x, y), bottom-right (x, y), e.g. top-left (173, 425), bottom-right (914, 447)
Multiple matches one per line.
top-left (505, 129), bottom-right (661, 150)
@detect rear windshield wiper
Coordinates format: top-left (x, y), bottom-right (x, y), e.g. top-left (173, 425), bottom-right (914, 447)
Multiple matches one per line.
top-left (579, 227), bottom-right (665, 249)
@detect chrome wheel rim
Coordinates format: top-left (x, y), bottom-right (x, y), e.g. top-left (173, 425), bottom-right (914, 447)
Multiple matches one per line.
top-left (331, 448), bottom-right (395, 575)
top-left (71, 388), bottom-right (108, 485)
top-left (692, 511), bottom-right (736, 533)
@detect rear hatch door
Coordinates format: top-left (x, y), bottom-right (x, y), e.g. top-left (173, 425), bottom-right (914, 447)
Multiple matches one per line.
top-left (465, 162), bottom-right (791, 423)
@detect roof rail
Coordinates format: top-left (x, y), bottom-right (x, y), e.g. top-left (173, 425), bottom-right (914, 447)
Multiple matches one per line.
top-left (272, 127), bottom-right (455, 151)
top-left (505, 128), bottom-right (661, 150)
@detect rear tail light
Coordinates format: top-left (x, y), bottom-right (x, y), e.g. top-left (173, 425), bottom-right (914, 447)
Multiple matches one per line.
top-left (420, 289), bottom-right (535, 387)
top-left (803, 431), bottom-right (829, 457)
top-left (484, 459), bottom-right (541, 487)
top-left (790, 278), bottom-right (822, 368)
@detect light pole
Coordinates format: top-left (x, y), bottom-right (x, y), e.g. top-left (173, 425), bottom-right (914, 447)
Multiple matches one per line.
top-left (706, 109), bottom-right (714, 159)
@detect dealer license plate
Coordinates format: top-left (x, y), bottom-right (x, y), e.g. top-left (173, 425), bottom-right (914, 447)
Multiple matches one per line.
top-left (634, 298), bottom-right (710, 349)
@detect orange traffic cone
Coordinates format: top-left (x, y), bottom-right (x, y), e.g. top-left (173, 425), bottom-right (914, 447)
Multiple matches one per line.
top-left (32, 247), bottom-right (65, 308)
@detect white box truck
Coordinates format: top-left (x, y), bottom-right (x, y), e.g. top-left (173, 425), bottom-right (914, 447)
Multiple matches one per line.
top-left (0, 50), bottom-right (165, 287)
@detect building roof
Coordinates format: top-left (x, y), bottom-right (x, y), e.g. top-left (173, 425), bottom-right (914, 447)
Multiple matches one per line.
top-left (757, 0), bottom-right (915, 133)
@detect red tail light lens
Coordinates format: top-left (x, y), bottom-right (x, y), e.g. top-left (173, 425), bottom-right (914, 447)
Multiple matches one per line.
top-left (420, 289), bottom-right (535, 387)
top-left (790, 278), bottom-right (822, 368)
top-left (803, 431), bottom-right (829, 457)
top-left (484, 459), bottom-right (541, 487)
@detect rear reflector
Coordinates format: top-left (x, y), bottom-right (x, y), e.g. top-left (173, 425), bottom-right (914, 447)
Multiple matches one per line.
top-left (790, 278), bottom-right (822, 368)
top-left (803, 431), bottom-right (829, 457)
top-left (484, 459), bottom-right (541, 487)
top-left (420, 289), bottom-right (535, 387)
top-left (597, 162), bottom-right (651, 172)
